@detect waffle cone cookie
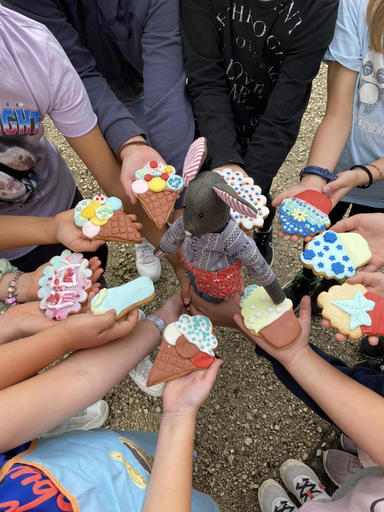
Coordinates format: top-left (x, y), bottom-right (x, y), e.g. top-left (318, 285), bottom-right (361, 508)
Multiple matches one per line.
top-left (134, 189), bottom-right (179, 229)
top-left (240, 285), bottom-right (301, 349)
top-left (318, 282), bottom-right (384, 340)
top-left (74, 194), bottom-right (142, 243)
top-left (147, 315), bottom-right (217, 387)
top-left (131, 161), bottom-right (184, 229)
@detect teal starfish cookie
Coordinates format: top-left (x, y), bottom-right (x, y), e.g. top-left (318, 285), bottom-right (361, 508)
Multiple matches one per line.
top-left (331, 290), bottom-right (375, 330)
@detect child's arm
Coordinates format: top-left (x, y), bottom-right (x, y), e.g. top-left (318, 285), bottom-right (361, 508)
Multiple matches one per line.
top-left (0, 309), bottom-right (138, 390)
top-left (143, 360), bottom-right (222, 512)
top-left (0, 295), bottom-right (184, 452)
top-left (233, 296), bottom-right (384, 467)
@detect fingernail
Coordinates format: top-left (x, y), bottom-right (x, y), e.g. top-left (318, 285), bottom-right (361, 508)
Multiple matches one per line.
top-left (183, 298), bottom-right (190, 305)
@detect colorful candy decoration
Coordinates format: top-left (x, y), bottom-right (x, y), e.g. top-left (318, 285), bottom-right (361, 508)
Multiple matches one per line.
top-left (74, 194), bottom-right (142, 244)
top-left (279, 191), bottom-right (332, 237)
top-left (37, 250), bottom-right (92, 320)
top-left (300, 230), bottom-right (372, 280)
top-left (147, 315), bottom-right (217, 386)
top-left (131, 161), bottom-right (183, 229)
top-left (215, 169), bottom-right (269, 229)
top-left (318, 283), bottom-right (384, 340)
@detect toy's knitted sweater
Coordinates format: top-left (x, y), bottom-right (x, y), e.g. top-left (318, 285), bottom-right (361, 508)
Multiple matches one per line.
top-left (158, 216), bottom-right (275, 286)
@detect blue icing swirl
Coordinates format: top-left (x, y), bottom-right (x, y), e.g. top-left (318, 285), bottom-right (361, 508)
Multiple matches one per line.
top-left (323, 231), bottom-right (337, 243)
top-left (302, 249), bottom-right (316, 260)
top-left (167, 175), bottom-right (183, 190)
top-left (105, 197), bottom-right (122, 211)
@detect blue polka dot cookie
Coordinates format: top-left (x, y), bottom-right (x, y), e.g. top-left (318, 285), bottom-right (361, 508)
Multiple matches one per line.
top-left (300, 230), bottom-right (372, 280)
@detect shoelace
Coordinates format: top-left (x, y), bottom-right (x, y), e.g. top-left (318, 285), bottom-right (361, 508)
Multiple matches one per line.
top-left (138, 241), bottom-right (155, 264)
top-left (295, 477), bottom-right (324, 502)
top-left (274, 499), bottom-right (297, 512)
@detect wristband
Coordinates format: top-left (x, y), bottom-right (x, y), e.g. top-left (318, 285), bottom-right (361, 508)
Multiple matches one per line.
top-left (367, 163), bottom-right (383, 182)
top-left (146, 315), bottom-right (167, 336)
top-left (351, 165), bottom-right (373, 189)
top-left (300, 166), bottom-right (337, 183)
top-left (4, 270), bottom-right (24, 307)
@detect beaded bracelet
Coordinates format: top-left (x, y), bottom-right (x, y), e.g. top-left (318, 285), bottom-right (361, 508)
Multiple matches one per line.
top-left (367, 163), bottom-right (383, 182)
top-left (4, 270), bottom-right (24, 307)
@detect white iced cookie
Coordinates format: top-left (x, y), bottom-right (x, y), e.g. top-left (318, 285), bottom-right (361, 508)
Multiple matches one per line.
top-left (215, 169), bottom-right (269, 229)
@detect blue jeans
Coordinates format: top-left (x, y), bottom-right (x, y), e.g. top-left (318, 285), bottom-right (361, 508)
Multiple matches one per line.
top-left (256, 343), bottom-right (384, 424)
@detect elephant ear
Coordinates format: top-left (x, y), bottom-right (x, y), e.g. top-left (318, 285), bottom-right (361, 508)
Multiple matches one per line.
top-left (183, 137), bottom-right (207, 187)
top-left (213, 183), bottom-right (258, 218)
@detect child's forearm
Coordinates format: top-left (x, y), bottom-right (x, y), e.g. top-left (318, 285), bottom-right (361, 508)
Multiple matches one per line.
top-left (0, 325), bottom-right (69, 390)
top-left (143, 413), bottom-right (195, 512)
top-left (0, 319), bottom-right (162, 452)
top-left (285, 346), bottom-right (384, 466)
top-left (0, 216), bottom-right (56, 250)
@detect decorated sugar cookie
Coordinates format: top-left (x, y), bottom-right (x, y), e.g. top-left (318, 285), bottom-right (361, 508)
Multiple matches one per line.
top-left (146, 314), bottom-right (217, 387)
top-left (279, 190), bottom-right (332, 238)
top-left (74, 194), bottom-right (142, 244)
top-left (318, 283), bottom-right (384, 340)
top-left (215, 169), bottom-right (269, 230)
top-left (300, 230), bottom-right (372, 280)
top-left (131, 161), bottom-right (183, 229)
top-left (38, 250), bottom-right (92, 320)
top-left (91, 276), bottom-right (155, 320)
top-left (240, 285), bottom-right (301, 349)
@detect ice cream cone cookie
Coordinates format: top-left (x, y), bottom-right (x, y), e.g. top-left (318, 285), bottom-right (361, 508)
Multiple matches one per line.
top-left (131, 161), bottom-right (183, 229)
top-left (300, 230), bottom-right (372, 280)
top-left (38, 250), bottom-right (92, 320)
top-left (215, 169), bottom-right (269, 230)
top-left (279, 190), bottom-right (332, 238)
top-left (318, 282), bottom-right (384, 340)
top-left (146, 314), bottom-right (217, 387)
top-left (240, 285), bottom-right (301, 349)
top-left (91, 276), bottom-right (155, 320)
top-left (74, 194), bottom-right (142, 243)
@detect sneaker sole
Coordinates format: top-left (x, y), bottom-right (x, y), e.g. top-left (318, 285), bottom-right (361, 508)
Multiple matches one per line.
top-left (137, 267), bottom-right (162, 283)
top-left (322, 451), bottom-right (342, 488)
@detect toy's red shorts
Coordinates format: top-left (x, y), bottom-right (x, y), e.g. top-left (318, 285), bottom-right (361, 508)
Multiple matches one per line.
top-left (183, 259), bottom-right (243, 299)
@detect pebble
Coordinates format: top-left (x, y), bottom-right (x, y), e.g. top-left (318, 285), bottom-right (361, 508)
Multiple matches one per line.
top-left (227, 454), bottom-right (235, 465)
top-left (245, 438), bottom-right (252, 446)
top-left (155, 407), bottom-right (161, 413)
top-left (304, 440), bottom-right (312, 448)
top-left (246, 413), bottom-right (253, 421)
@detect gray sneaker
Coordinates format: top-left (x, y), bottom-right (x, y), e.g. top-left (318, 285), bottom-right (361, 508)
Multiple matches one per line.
top-left (323, 449), bottom-right (363, 487)
top-left (280, 459), bottom-right (331, 505)
top-left (258, 479), bottom-right (298, 512)
top-left (340, 434), bottom-right (358, 456)
top-left (129, 355), bottom-right (165, 397)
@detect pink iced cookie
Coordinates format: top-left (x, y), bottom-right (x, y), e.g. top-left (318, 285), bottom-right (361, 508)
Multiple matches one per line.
top-left (37, 250), bottom-right (92, 320)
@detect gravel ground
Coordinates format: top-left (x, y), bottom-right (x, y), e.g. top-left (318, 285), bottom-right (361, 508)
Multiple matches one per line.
top-left (45, 64), bottom-right (362, 511)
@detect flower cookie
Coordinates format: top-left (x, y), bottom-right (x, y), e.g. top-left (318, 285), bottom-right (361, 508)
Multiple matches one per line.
top-left (131, 161), bottom-right (183, 229)
top-left (74, 194), bottom-right (142, 244)
top-left (91, 276), bottom-right (155, 320)
top-left (38, 250), bottom-right (92, 320)
top-left (147, 315), bottom-right (217, 387)
top-left (240, 285), bottom-right (301, 349)
top-left (279, 191), bottom-right (332, 238)
top-left (318, 283), bottom-right (384, 340)
top-left (215, 169), bottom-right (269, 230)
top-left (300, 230), bottom-right (372, 281)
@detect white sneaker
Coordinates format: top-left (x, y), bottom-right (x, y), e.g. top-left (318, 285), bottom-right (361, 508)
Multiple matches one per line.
top-left (129, 355), bottom-right (165, 397)
top-left (41, 400), bottom-right (109, 438)
top-left (138, 309), bottom-right (146, 322)
top-left (135, 238), bottom-right (162, 282)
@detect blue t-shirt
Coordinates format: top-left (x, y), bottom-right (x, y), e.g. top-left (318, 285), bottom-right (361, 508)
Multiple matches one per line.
top-left (324, 0), bottom-right (384, 208)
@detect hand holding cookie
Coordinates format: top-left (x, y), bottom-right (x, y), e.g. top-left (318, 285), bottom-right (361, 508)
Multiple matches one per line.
top-left (62, 308), bottom-right (139, 352)
top-left (332, 213), bottom-right (384, 272)
top-left (54, 210), bottom-right (107, 252)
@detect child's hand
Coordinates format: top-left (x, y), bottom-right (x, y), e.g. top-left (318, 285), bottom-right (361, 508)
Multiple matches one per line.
top-left (155, 293), bottom-right (188, 326)
top-left (62, 308), bottom-right (139, 352)
top-left (321, 272), bottom-right (384, 346)
top-left (1, 302), bottom-right (56, 342)
top-left (54, 209), bottom-right (107, 252)
top-left (322, 169), bottom-right (371, 208)
top-left (233, 295), bottom-right (312, 369)
top-left (332, 213), bottom-right (384, 272)
top-left (162, 359), bottom-right (223, 418)
top-left (174, 262), bottom-right (192, 306)
top-left (189, 288), bottom-right (240, 328)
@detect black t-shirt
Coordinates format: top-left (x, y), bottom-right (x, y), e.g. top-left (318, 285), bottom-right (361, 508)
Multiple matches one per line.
top-left (180, 0), bottom-right (339, 191)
